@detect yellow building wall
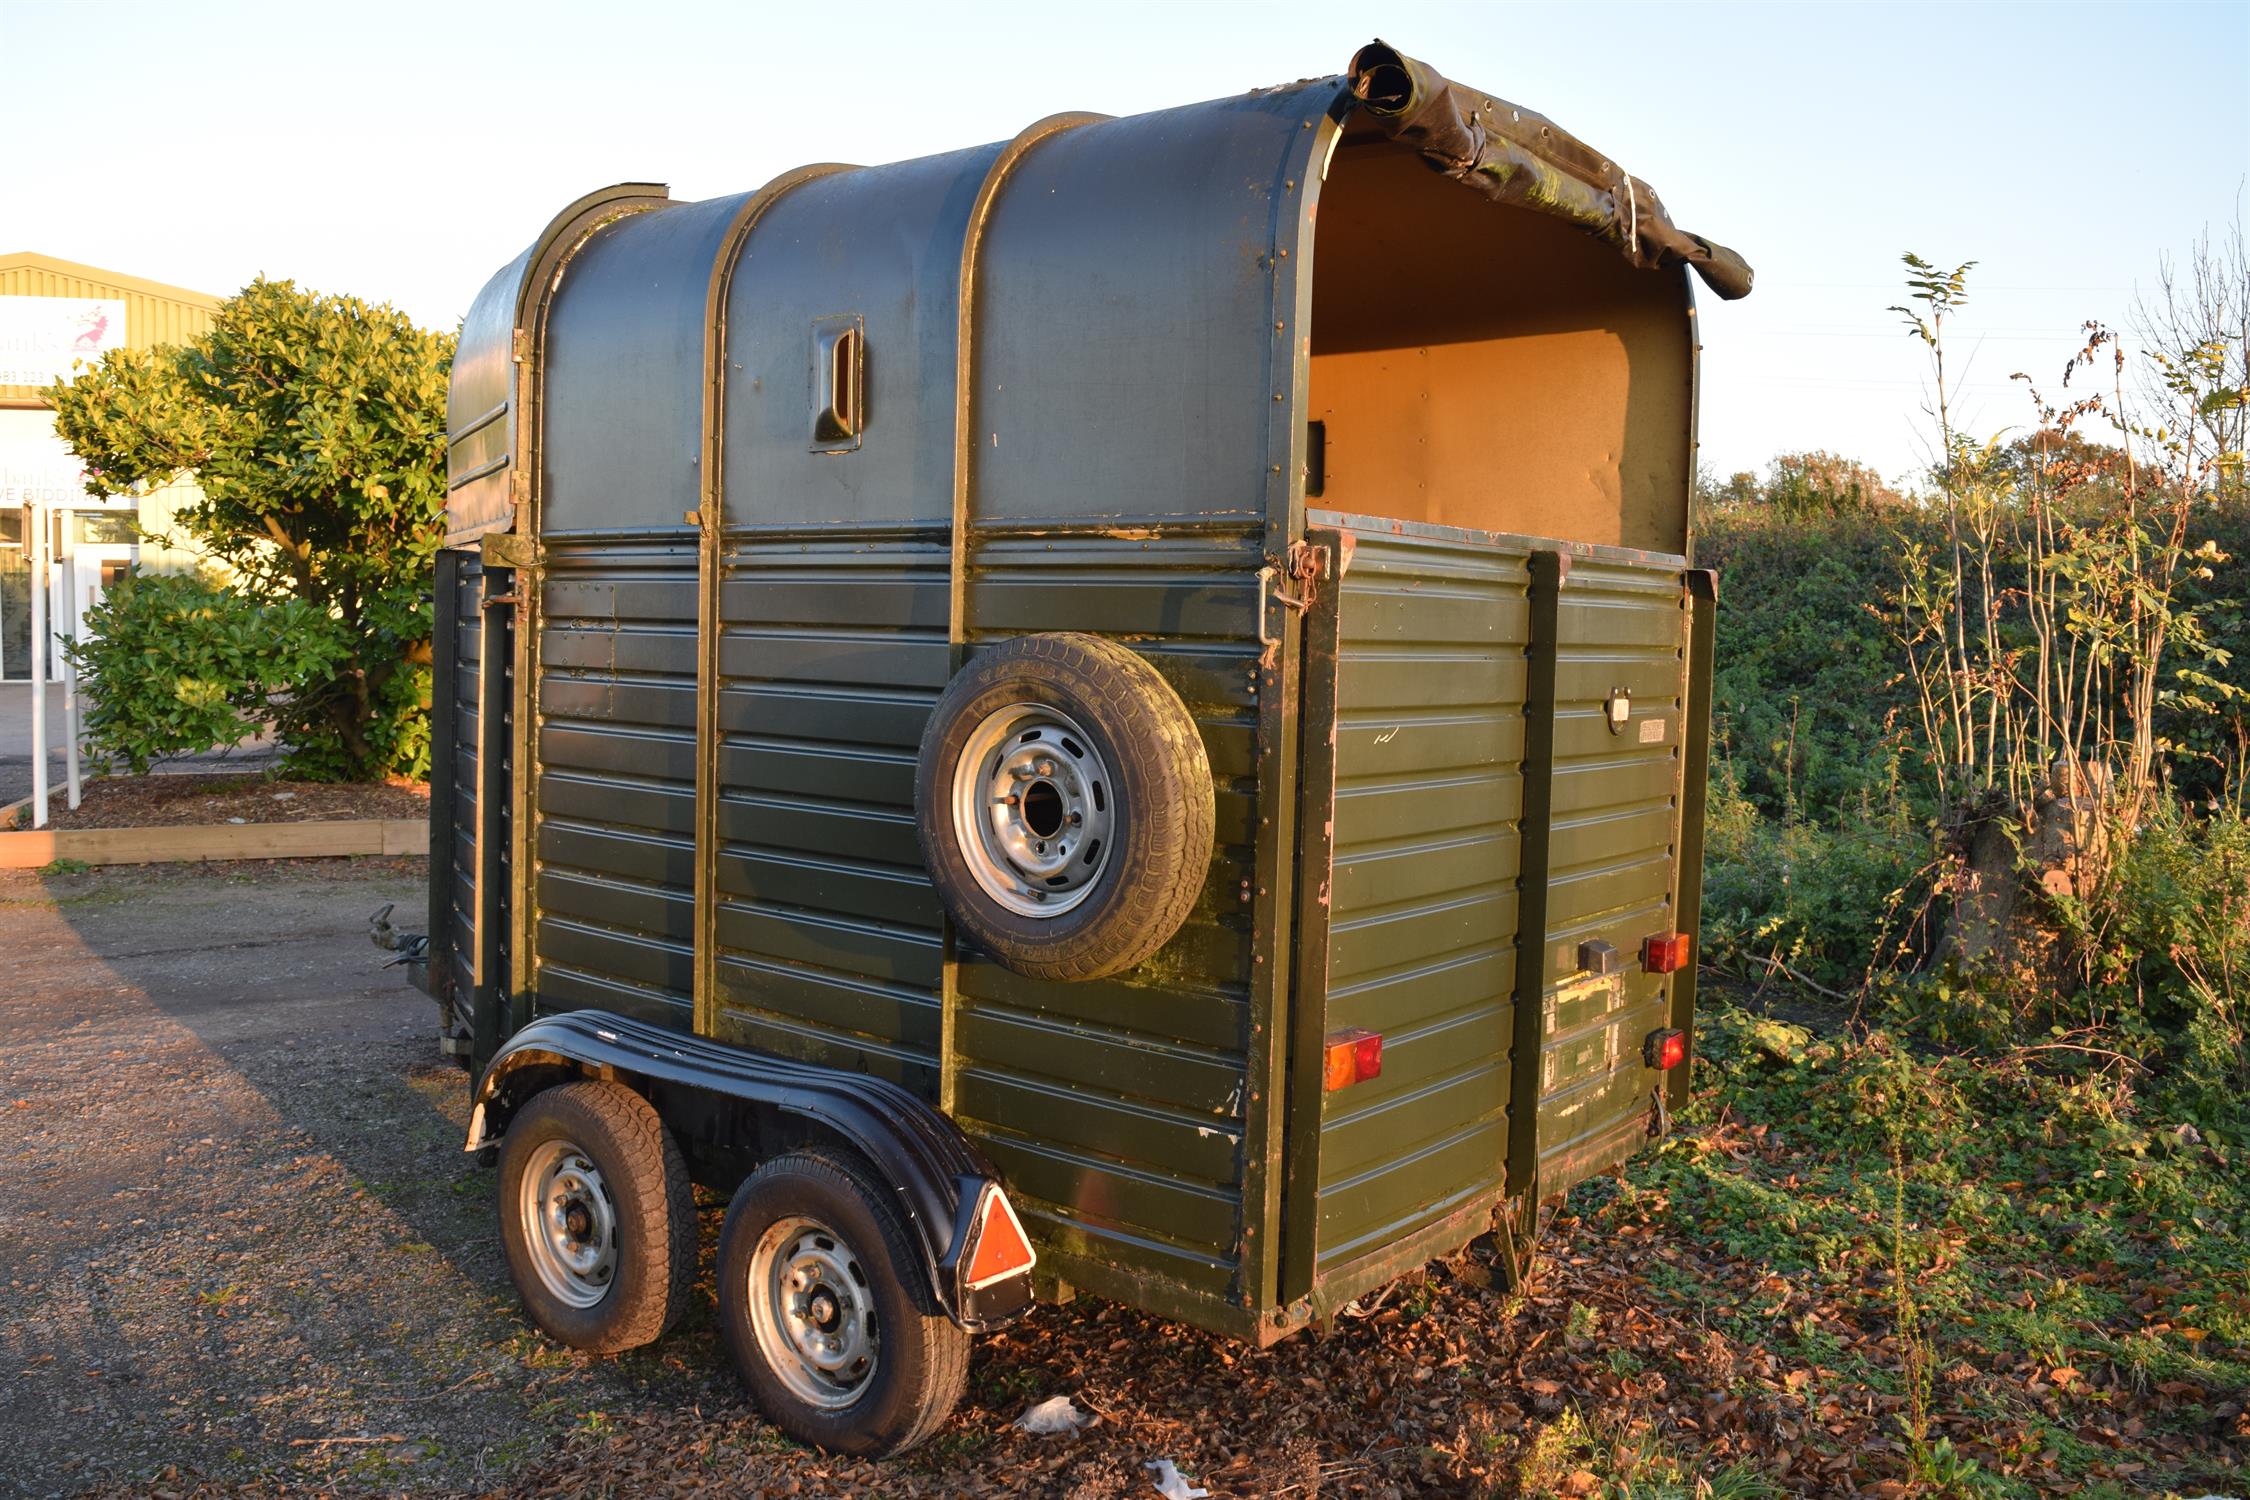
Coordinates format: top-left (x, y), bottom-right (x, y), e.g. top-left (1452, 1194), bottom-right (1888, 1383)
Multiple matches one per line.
top-left (0, 252), bottom-right (221, 405)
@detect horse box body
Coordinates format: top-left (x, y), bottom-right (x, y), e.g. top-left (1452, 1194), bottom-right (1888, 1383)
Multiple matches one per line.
top-left (428, 44), bottom-right (1741, 1344)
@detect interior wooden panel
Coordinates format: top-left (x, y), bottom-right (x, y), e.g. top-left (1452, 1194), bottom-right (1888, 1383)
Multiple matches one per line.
top-left (1308, 139), bottom-right (1692, 553)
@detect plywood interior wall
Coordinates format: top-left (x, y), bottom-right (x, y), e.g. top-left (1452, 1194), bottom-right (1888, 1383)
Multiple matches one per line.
top-left (1308, 136), bottom-right (1693, 553)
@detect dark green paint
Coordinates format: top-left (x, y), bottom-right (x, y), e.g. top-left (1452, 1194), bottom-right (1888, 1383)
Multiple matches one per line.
top-left (435, 61), bottom-right (1721, 1349)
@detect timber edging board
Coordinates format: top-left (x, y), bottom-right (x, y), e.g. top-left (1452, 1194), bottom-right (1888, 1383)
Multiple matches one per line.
top-left (0, 818), bottom-right (428, 869)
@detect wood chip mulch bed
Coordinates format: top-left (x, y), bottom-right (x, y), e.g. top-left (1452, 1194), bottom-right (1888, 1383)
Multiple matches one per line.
top-left (27, 774), bottom-right (428, 831)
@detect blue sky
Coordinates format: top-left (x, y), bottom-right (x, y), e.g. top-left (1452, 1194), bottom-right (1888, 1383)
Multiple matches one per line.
top-left (5, 0), bottom-right (2245, 483)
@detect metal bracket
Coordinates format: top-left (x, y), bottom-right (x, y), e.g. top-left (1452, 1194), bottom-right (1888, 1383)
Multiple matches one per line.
top-left (480, 531), bottom-right (542, 571)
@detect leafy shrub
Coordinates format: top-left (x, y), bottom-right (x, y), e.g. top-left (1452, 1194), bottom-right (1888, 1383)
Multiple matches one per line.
top-left (1698, 511), bottom-right (1931, 825)
top-left (1699, 765), bottom-right (1932, 992)
top-left (2077, 802), bottom-right (2250, 1126)
top-left (63, 571), bottom-right (346, 775)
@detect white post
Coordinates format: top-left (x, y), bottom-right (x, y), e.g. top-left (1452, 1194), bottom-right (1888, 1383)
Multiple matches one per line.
top-left (28, 504), bottom-right (48, 829)
top-left (58, 507), bottom-right (81, 810)
top-left (63, 641), bottom-right (82, 812)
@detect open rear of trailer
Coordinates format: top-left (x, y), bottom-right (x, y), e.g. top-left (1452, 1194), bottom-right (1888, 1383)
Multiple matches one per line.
top-left (420, 41), bottom-right (1746, 1454)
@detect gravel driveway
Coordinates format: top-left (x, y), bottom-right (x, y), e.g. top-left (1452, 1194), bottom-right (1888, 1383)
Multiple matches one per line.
top-left (0, 860), bottom-right (726, 1497)
top-left (1, 860), bottom-right (1832, 1500)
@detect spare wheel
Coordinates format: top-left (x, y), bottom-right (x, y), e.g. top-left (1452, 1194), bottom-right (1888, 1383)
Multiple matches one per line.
top-left (914, 633), bottom-right (1215, 982)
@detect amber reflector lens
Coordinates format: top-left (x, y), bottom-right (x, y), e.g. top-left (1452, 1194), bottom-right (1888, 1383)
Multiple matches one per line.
top-left (963, 1185), bottom-right (1036, 1290)
top-left (1642, 931), bottom-right (1692, 973)
top-left (1324, 1028), bottom-right (1382, 1091)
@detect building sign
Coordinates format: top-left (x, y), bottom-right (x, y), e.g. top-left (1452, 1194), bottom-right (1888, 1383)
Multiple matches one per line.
top-left (0, 295), bottom-right (128, 389)
top-left (0, 422), bottom-right (97, 509)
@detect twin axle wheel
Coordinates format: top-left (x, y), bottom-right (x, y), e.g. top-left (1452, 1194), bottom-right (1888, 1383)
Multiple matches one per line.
top-left (497, 1081), bottom-right (965, 1457)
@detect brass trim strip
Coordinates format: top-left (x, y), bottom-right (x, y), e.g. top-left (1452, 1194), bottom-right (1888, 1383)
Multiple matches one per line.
top-left (694, 164), bottom-right (857, 1041)
top-left (940, 110), bottom-right (1107, 1119)
top-left (945, 111), bottom-right (1107, 658)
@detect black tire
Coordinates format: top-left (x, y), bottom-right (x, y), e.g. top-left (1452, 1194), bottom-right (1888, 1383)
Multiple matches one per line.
top-left (915, 632), bottom-right (1215, 981)
top-left (495, 1080), bottom-right (697, 1353)
top-left (716, 1153), bottom-right (970, 1457)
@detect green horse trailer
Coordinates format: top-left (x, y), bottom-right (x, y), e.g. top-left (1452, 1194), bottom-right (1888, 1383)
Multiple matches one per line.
top-left (419, 41), bottom-right (1749, 1455)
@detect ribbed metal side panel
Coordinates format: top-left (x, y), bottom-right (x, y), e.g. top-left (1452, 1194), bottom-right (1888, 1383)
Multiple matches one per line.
top-left (1533, 558), bottom-right (1688, 1190)
top-left (533, 536), bottom-right (700, 1029)
top-left (444, 554), bottom-right (485, 1007)
top-left (1314, 533), bottom-right (1527, 1273)
top-left (711, 526), bottom-right (951, 1092)
top-left (951, 526), bottom-right (1263, 1300)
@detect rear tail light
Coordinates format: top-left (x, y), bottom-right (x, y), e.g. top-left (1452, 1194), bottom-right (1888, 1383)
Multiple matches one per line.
top-left (1644, 1028), bottom-right (1689, 1071)
top-left (1323, 1028), bottom-right (1383, 1091)
top-left (1642, 931), bottom-right (1692, 974)
top-left (962, 1183), bottom-right (1037, 1291)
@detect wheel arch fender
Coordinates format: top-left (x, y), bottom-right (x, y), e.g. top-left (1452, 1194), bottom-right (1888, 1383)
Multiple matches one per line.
top-left (464, 1011), bottom-right (1033, 1330)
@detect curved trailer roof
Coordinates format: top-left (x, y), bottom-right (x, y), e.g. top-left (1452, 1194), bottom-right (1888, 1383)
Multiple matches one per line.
top-left (445, 41), bottom-right (1751, 546)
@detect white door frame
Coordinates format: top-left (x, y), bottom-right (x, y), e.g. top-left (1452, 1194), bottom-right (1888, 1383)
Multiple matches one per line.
top-left (51, 506), bottom-right (139, 678)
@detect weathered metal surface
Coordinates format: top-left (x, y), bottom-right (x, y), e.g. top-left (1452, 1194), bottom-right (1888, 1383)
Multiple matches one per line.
top-left (1278, 527), bottom-right (1346, 1307)
top-left (437, 43), bottom-right (1732, 1346)
top-left (1344, 42), bottom-right (1752, 300)
top-left (530, 534), bottom-right (699, 1030)
top-left (1531, 557), bottom-right (1691, 1199)
top-left (1292, 518), bottom-right (1692, 1311)
top-left (1671, 570), bottom-right (1720, 1111)
top-left (426, 544), bottom-right (516, 1073)
top-left (949, 524), bottom-right (1266, 1309)
top-left (445, 185), bottom-right (670, 545)
top-left (694, 163), bottom-right (857, 1047)
top-left (1309, 526), bottom-right (1529, 1284)
top-left (428, 548), bottom-right (463, 1012)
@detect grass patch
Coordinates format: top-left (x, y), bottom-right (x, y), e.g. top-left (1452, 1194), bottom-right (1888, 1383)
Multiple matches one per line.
top-left (1587, 1000), bottom-right (2249, 1496)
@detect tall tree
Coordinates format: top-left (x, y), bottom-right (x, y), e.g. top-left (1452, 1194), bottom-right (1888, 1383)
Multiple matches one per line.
top-left (51, 277), bottom-right (454, 780)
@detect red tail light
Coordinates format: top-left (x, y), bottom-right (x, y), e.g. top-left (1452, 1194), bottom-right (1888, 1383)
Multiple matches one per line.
top-left (1642, 931), bottom-right (1692, 974)
top-left (962, 1184), bottom-right (1037, 1291)
top-left (1644, 1028), bottom-right (1689, 1071)
top-left (1323, 1028), bottom-right (1383, 1091)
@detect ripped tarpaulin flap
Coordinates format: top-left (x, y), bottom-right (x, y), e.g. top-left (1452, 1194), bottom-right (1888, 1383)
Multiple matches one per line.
top-left (1347, 40), bottom-right (1754, 301)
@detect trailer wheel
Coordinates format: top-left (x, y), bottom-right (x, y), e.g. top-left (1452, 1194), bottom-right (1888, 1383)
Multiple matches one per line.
top-left (496, 1080), bottom-right (696, 1353)
top-left (916, 632), bottom-right (1215, 981)
top-left (717, 1153), bottom-right (970, 1456)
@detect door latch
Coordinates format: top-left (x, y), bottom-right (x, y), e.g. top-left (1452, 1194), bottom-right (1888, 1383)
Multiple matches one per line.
top-left (1258, 541), bottom-right (1330, 649)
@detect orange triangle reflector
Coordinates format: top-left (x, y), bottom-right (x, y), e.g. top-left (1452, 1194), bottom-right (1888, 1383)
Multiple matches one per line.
top-left (963, 1184), bottom-right (1037, 1290)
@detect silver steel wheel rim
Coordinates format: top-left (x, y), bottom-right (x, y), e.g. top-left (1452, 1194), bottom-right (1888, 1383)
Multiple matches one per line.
top-left (518, 1138), bottom-right (619, 1310)
top-left (746, 1216), bottom-right (879, 1410)
top-left (950, 702), bottom-right (1116, 918)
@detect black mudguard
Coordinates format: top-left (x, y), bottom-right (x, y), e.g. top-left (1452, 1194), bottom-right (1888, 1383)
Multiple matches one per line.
top-left (465, 1010), bottom-right (1032, 1331)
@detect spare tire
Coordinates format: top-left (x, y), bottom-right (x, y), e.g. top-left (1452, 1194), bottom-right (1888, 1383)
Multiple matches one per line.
top-left (915, 633), bottom-right (1215, 982)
